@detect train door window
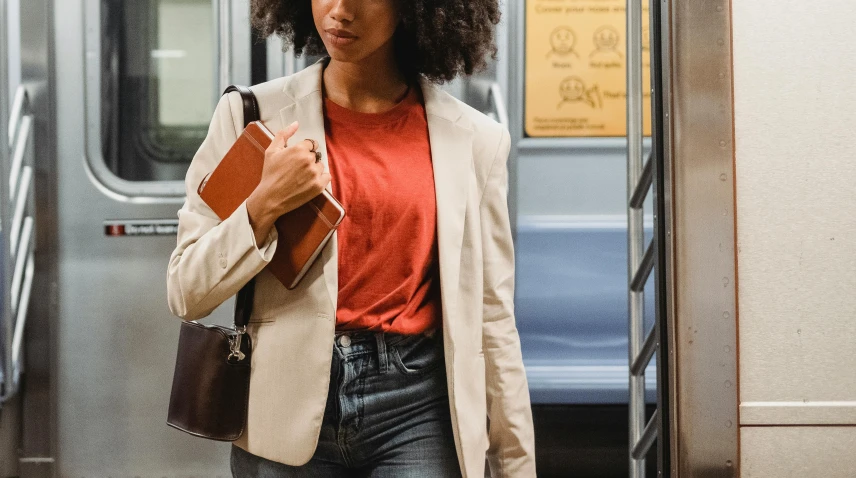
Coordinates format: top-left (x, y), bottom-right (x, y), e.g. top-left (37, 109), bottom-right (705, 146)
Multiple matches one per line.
top-left (85, 0), bottom-right (220, 197)
top-left (512, 0), bottom-right (654, 405)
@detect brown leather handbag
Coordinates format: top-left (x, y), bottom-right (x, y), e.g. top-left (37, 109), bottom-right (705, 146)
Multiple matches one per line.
top-left (166, 85), bottom-right (259, 441)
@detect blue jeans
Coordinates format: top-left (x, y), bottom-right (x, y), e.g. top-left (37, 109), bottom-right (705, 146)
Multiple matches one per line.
top-left (230, 330), bottom-right (462, 477)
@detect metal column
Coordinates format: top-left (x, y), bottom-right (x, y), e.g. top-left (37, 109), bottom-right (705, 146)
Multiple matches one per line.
top-left (627, 0), bottom-right (668, 475)
top-left (626, 0), bottom-right (647, 475)
top-left (628, 0), bottom-right (740, 475)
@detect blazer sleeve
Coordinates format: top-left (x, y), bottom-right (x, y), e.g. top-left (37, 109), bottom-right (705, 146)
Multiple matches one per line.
top-left (481, 128), bottom-right (537, 477)
top-left (167, 92), bottom-right (278, 321)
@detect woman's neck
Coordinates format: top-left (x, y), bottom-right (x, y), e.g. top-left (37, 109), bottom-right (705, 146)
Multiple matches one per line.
top-left (322, 52), bottom-right (410, 113)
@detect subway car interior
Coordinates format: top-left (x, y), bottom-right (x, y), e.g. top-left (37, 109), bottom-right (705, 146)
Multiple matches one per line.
top-left (1, 0), bottom-right (855, 477)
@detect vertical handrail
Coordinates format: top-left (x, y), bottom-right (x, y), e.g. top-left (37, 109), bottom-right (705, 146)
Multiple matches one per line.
top-left (218, 0), bottom-right (233, 94)
top-left (1, 85), bottom-right (35, 404)
top-left (627, 0), bottom-right (649, 476)
top-left (649, 0), bottom-right (672, 472)
top-left (0, 0), bottom-right (8, 397)
top-left (466, 79), bottom-right (509, 131)
top-left (488, 82), bottom-right (509, 130)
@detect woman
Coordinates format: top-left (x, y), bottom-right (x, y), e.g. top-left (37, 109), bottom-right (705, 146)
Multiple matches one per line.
top-left (167, 0), bottom-right (536, 476)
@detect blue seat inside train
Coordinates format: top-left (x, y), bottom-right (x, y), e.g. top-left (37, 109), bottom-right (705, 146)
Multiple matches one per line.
top-left (516, 221), bottom-right (656, 404)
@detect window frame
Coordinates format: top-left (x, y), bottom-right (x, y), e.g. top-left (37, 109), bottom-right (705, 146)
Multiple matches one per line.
top-left (83, 0), bottom-right (251, 202)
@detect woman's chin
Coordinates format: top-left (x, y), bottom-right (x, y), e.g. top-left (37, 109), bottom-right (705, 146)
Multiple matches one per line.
top-left (326, 49), bottom-right (366, 64)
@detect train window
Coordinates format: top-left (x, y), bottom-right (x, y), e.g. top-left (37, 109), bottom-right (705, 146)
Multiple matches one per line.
top-left (523, 0), bottom-right (651, 138)
top-left (98, 0), bottom-right (215, 183)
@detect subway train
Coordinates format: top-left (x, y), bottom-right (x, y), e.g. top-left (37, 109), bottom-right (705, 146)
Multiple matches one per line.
top-left (2, 0), bottom-right (855, 477)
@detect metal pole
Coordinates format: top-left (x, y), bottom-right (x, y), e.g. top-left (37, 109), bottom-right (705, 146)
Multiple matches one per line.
top-left (627, 0), bottom-right (645, 475)
top-left (0, 0), bottom-right (11, 406)
top-left (649, 0), bottom-right (673, 473)
top-left (218, 0), bottom-right (232, 93)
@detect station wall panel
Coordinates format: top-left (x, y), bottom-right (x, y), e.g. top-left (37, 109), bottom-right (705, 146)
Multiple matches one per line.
top-left (734, 0), bottom-right (856, 421)
top-left (741, 427), bottom-right (856, 478)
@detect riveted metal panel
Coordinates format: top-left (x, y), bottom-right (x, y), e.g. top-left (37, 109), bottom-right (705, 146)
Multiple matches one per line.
top-left (667, 0), bottom-right (739, 475)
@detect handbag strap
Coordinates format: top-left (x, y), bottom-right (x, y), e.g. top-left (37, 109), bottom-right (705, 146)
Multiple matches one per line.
top-left (223, 85), bottom-right (259, 329)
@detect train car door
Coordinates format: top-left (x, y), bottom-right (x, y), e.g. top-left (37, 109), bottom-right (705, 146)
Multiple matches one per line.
top-left (508, 0), bottom-right (658, 474)
top-left (510, 0), bottom-right (655, 406)
top-left (47, 0), bottom-right (260, 474)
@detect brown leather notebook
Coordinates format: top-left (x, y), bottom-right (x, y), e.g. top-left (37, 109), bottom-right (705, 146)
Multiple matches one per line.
top-left (197, 121), bottom-right (345, 290)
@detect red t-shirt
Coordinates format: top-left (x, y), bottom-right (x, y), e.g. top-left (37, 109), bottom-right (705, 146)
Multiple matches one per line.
top-left (323, 86), bottom-right (441, 335)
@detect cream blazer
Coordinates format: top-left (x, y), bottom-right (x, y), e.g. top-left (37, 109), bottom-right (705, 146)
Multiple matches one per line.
top-left (167, 61), bottom-right (536, 477)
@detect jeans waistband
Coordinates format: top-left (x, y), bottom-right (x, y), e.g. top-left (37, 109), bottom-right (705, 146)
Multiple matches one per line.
top-left (334, 327), bottom-right (439, 345)
top-left (333, 329), bottom-right (440, 374)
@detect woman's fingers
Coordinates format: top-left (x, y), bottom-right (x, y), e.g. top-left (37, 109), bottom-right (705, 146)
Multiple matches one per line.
top-left (270, 121), bottom-right (299, 150)
top-left (317, 169), bottom-right (331, 190)
top-left (302, 138), bottom-right (318, 152)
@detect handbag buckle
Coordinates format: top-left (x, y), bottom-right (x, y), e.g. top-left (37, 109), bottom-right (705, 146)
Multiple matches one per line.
top-left (228, 325), bottom-right (247, 362)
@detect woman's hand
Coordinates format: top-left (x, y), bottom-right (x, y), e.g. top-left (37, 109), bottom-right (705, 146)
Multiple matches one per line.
top-left (247, 121), bottom-right (331, 246)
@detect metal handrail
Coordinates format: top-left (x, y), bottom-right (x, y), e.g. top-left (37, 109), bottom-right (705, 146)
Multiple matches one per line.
top-left (627, 0), bottom-right (651, 475)
top-left (489, 82), bottom-right (509, 130)
top-left (630, 327), bottom-right (657, 377)
top-left (630, 241), bottom-right (655, 292)
top-left (10, 217), bottom-right (33, 315)
top-left (1, 217), bottom-right (33, 403)
top-left (10, 166), bottom-right (33, 256)
top-left (9, 115), bottom-right (32, 200)
top-left (1, 85), bottom-right (35, 404)
top-left (8, 252), bottom-right (34, 395)
top-left (8, 86), bottom-right (27, 147)
top-left (218, 0), bottom-right (233, 94)
top-left (631, 410), bottom-right (659, 460)
top-left (629, 154), bottom-right (653, 209)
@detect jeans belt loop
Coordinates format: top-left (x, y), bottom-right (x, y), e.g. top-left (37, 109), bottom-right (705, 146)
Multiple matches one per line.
top-left (375, 332), bottom-right (389, 375)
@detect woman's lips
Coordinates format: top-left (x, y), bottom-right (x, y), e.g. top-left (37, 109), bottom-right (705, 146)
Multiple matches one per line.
top-left (325, 28), bottom-right (357, 47)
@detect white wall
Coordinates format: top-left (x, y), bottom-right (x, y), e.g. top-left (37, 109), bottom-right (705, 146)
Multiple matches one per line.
top-left (733, 0), bottom-right (856, 475)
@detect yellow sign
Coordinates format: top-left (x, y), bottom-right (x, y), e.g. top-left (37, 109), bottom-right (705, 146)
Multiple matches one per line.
top-left (525, 0), bottom-right (652, 137)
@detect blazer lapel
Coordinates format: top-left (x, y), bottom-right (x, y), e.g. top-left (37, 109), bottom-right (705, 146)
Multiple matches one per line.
top-left (420, 79), bottom-right (474, 332)
top-left (278, 62), bottom-right (339, 311)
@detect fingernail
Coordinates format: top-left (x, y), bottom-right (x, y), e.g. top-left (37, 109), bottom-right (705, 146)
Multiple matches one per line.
top-left (289, 120), bottom-right (298, 128)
